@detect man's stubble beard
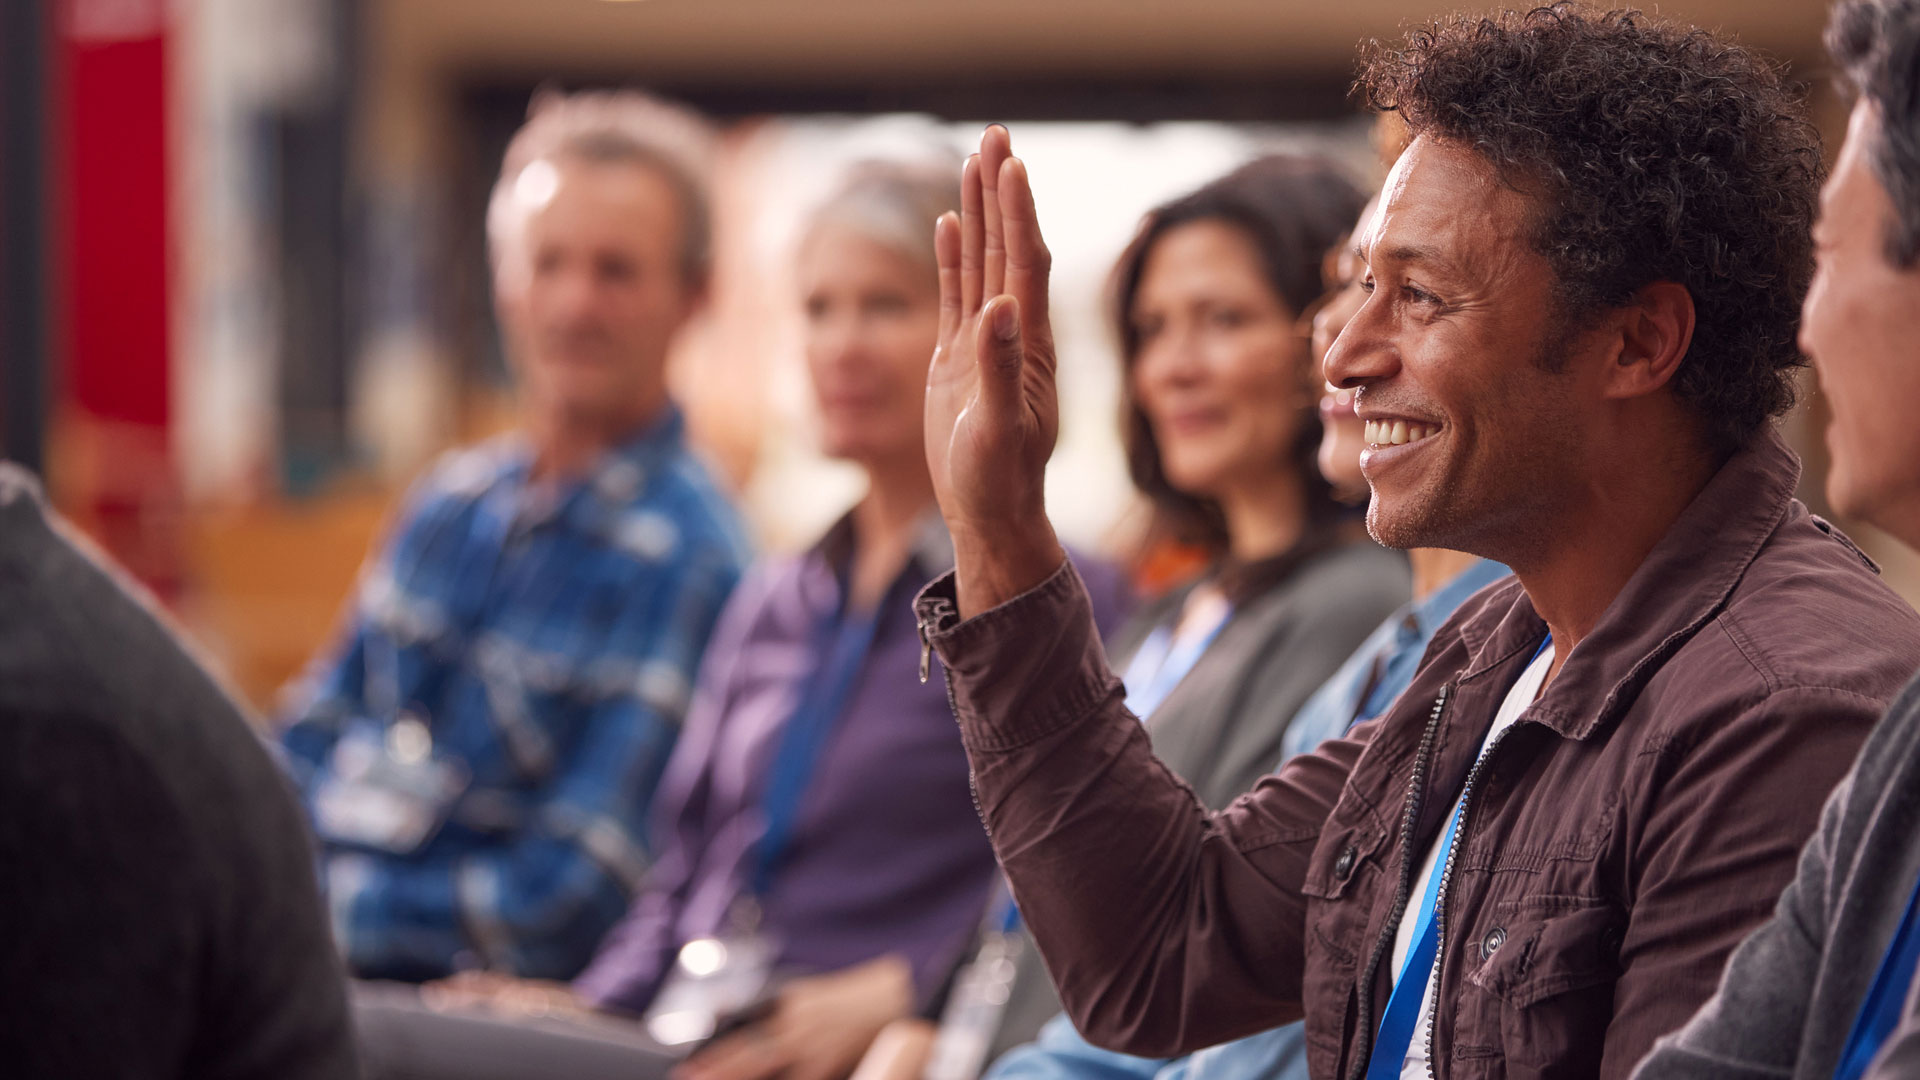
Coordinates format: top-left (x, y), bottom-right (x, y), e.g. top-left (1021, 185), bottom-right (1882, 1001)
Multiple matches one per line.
top-left (1363, 403), bottom-right (1579, 569)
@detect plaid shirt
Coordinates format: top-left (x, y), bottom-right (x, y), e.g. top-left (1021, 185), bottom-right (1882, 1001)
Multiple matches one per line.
top-left (282, 408), bottom-right (749, 981)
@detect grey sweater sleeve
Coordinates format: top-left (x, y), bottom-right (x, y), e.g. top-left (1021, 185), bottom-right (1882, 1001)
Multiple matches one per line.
top-left (1864, 1012), bottom-right (1920, 1080)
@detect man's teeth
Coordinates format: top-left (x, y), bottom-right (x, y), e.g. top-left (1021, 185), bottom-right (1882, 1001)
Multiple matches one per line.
top-left (1363, 420), bottom-right (1439, 446)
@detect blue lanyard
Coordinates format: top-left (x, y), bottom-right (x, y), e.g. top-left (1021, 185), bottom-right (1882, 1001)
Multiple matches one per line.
top-left (1121, 605), bottom-right (1231, 720)
top-left (986, 878), bottom-right (1024, 936)
top-left (748, 601), bottom-right (880, 899)
top-left (1364, 633), bottom-right (1551, 1080)
top-left (1834, 870), bottom-right (1920, 1080)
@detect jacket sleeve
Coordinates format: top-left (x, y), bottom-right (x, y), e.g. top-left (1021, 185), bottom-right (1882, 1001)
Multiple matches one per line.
top-left (328, 545), bottom-right (742, 981)
top-left (1608, 685), bottom-right (1876, 1079)
top-left (920, 560), bottom-right (1366, 1056)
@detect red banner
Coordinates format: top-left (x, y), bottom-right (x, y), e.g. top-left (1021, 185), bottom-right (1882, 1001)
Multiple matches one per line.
top-left (56, 0), bottom-right (179, 597)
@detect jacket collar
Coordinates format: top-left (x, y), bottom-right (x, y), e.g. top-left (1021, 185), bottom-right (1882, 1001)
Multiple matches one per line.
top-left (1452, 427), bottom-right (1805, 742)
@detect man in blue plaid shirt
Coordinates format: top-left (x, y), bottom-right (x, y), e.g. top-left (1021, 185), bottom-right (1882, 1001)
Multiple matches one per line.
top-left (281, 90), bottom-right (749, 983)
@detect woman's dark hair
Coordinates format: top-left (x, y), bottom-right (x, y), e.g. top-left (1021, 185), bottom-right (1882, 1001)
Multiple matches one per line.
top-left (1112, 154), bottom-right (1366, 558)
top-left (1829, 0), bottom-right (1920, 267)
top-left (1359, 3), bottom-right (1823, 453)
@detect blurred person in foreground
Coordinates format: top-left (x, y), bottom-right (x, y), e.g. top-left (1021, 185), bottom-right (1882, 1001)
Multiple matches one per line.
top-left (352, 160), bottom-right (1129, 1080)
top-left (967, 193), bottom-right (1510, 1080)
top-left (911, 5), bottom-right (1920, 1078)
top-left (1633, 1), bottom-right (1920, 1077)
top-left (281, 90), bottom-right (751, 983)
top-left (867, 154), bottom-right (1411, 1080)
top-left (0, 466), bottom-right (357, 1077)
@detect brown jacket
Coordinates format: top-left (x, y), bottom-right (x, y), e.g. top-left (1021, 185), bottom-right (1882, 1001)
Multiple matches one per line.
top-left (915, 432), bottom-right (1920, 1080)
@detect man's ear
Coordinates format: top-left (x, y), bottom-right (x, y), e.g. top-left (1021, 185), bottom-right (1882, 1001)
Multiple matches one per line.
top-left (1605, 280), bottom-right (1696, 400)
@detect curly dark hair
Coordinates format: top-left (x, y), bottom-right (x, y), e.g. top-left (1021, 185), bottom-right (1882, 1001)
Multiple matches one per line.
top-left (1359, 4), bottom-right (1824, 452)
top-left (1829, 0), bottom-right (1920, 266)
top-left (1112, 155), bottom-right (1365, 556)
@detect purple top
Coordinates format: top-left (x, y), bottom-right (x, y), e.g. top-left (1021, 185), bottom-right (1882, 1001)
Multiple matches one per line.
top-left (573, 513), bottom-right (1131, 1013)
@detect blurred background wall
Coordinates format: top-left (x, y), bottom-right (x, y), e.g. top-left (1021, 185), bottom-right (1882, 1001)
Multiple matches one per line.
top-left (1, 0), bottom-right (1889, 712)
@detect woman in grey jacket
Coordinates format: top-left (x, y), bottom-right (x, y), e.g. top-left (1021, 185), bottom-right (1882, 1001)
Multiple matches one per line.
top-left (875, 155), bottom-right (1411, 1080)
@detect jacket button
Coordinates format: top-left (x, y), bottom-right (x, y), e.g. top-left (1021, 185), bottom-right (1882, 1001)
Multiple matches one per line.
top-left (1334, 846), bottom-right (1357, 880)
top-left (1482, 927), bottom-right (1506, 958)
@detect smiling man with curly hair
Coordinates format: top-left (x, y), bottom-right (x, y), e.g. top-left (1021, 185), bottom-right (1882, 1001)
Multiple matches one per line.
top-left (903, 4), bottom-right (1920, 1079)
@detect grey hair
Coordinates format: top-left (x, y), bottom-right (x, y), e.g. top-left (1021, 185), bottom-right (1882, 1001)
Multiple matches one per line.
top-left (800, 158), bottom-right (961, 275)
top-left (486, 88), bottom-right (715, 284)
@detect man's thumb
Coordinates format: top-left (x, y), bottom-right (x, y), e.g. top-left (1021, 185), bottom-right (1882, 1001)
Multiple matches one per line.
top-left (976, 295), bottom-right (1025, 415)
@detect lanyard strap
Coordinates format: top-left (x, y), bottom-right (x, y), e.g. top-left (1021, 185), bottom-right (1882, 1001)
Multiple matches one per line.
top-left (1835, 869), bottom-right (1920, 1080)
top-left (987, 877), bottom-right (1024, 935)
top-left (1121, 605), bottom-right (1231, 720)
top-left (1365, 800), bottom-right (1465, 1080)
top-left (1364, 633), bottom-right (1552, 1080)
top-left (749, 603), bottom-right (880, 899)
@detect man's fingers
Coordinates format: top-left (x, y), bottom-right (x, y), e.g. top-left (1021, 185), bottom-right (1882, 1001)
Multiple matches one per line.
top-left (975, 295), bottom-right (1026, 419)
top-left (935, 211), bottom-right (961, 343)
top-left (960, 154), bottom-right (984, 316)
top-left (980, 125), bottom-right (1011, 300)
top-left (1000, 156), bottom-right (1053, 348)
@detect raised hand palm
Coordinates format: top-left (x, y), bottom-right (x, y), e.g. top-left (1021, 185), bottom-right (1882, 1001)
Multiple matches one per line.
top-left (924, 127), bottom-right (1065, 612)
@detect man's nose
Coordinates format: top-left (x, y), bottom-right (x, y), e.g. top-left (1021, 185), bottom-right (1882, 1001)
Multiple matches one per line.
top-left (1321, 296), bottom-right (1394, 390)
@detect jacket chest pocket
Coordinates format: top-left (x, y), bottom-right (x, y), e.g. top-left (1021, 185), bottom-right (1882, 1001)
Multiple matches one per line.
top-left (1299, 788), bottom-right (1391, 1073)
top-left (1451, 898), bottom-right (1626, 1078)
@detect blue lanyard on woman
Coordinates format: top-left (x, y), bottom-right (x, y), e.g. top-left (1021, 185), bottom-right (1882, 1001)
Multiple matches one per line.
top-left (748, 598), bottom-right (881, 900)
top-left (1120, 600), bottom-right (1233, 720)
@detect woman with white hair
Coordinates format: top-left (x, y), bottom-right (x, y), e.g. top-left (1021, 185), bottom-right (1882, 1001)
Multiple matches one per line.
top-left (352, 157), bottom-right (1130, 1080)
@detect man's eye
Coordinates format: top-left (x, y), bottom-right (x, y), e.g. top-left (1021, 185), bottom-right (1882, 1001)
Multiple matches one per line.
top-left (1403, 284), bottom-right (1441, 306)
top-left (1359, 278), bottom-right (1377, 295)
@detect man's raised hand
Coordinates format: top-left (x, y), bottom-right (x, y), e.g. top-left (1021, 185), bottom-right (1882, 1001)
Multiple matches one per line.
top-left (925, 125), bottom-right (1067, 617)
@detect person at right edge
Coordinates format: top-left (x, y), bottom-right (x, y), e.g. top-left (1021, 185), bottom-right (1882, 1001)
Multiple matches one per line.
top-left (1633, 1), bottom-right (1920, 1077)
top-left (914, 9), bottom-right (1920, 1080)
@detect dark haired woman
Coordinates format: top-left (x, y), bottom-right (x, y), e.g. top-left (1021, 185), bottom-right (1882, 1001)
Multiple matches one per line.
top-left (860, 154), bottom-right (1410, 1080)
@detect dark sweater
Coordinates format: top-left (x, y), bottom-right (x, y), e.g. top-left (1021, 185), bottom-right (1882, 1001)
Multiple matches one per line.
top-left (0, 465), bottom-right (358, 1078)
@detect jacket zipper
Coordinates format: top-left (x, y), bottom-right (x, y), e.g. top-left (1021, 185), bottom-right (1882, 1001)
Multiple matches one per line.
top-left (917, 595), bottom-right (953, 684)
top-left (1345, 684), bottom-right (1452, 1080)
top-left (1418, 720), bottom-right (1519, 1079)
top-left (917, 596), bottom-right (987, 834)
